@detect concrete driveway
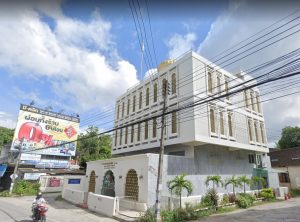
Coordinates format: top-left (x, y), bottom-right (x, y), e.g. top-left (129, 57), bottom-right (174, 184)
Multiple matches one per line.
top-left (0, 193), bottom-right (118, 222)
top-left (197, 197), bottom-right (300, 222)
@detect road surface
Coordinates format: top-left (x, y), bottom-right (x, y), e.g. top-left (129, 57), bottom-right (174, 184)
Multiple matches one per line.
top-left (0, 193), bottom-right (118, 222)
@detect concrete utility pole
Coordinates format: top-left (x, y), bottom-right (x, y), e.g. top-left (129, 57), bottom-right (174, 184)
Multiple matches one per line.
top-left (155, 79), bottom-right (168, 221)
top-left (9, 139), bottom-right (24, 194)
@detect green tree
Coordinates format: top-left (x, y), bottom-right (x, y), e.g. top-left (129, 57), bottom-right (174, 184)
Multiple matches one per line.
top-left (0, 126), bottom-right (14, 150)
top-left (277, 126), bottom-right (300, 149)
top-left (167, 173), bottom-right (193, 208)
top-left (238, 175), bottom-right (252, 193)
top-left (251, 176), bottom-right (266, 190)
top-left (205, 175), bottom-right (223, 190)
top-left (225, 176), bottom-right (242, 196)
top-left (77, 126), bottom-right (111, 168)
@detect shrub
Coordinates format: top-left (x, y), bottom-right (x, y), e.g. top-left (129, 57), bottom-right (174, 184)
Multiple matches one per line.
top-left (260, 188), bottom-right (275, 200)
top-left (139, 208), bottom-right (155, 222)
top-left (0, 191), bottom-right (11, 197)
top-left (235, 193), bottom-right (254, 209)
top-left (291, 189), bottom-right (300, 197)
top-left (13, 180), bottom-right (40, 196)
top-left (228, 193), bottom-right (236, 203)
top-left (220, 194), bottom-right (229, 205)
top-left (201, 189), bottom-right (219, 209)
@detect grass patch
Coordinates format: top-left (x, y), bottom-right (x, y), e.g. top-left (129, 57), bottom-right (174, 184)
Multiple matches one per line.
top-left (291, 189), bottom-right (300, 197)
top-left (215, 206), bottom-right (238, 214)
top-left (0, 191), bottom-right (12, 197)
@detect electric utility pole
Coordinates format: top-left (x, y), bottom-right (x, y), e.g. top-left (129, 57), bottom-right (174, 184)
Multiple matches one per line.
top-left (9, 139), bottom-right (23, 194)
top-left (155, 79), bottom-right (169, 221)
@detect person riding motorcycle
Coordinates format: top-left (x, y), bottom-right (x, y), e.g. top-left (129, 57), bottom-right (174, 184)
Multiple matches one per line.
top-left (32, 192), bottom-right (46, 220)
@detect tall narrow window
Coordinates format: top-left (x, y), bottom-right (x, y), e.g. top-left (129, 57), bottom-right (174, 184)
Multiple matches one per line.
top-left (248, 120), bottom-right (253, 142)
top-left (208, 72), bottom-right (212, 93)
top-left (153, 83), bottom-right (158, 102)
top-left (125, 127), bottom-right (128, 144)
top-left (131, 125), bottom-right (134, 143)
top-left (172, 73), bottom-right (176, 94)
top-left (153, 118), bottom-right (157, 138)
top-left (260, 123), bottom-right (265, 144)
top-left (254, 122), bottom-right (259, 143)
top-left (220, 112), bottom-right (224, 135)
top-left (119, 128), bottom-right (123, 145)
top-left (162, 79), bottom-right (167, 97)
top-left (144, 121), bottom-right (148, 140)
top-left (250, 92), bottom-right (255, 111)
top-left (172, 112), bottom-right (177, 134)
top-left (256, 95), bottom-right (261, 113)
top-left (127, 99), bottom-right (130, 115)
top-left (139, 92), bottom-right (142, 109)
top-left (228, 113), bottom-right (233, 137)
top-left (146, 88), bottom-right (150, 106)
top-left (114, 131), bottom-right (118, 146)
top-left (117, 104), bottom-right (120, 119)
top-left (210, 109), bottom-right (215, 133)
top-left (244, 91), bottom-right (249, 108)
top-left (133, 95), bottom-right (136, 112)
top-left (225, 79), bottom-right (229, 100)
top-left (122, 102), bottom-right (124, 117)
top-left (217, 76), bottom-right (221, 95)
top-left (137, 124), bottom-right (141, 142)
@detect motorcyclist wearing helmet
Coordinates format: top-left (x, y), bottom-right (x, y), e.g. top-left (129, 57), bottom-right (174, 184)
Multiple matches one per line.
top-left (32, 192), bottom-right (46, 219)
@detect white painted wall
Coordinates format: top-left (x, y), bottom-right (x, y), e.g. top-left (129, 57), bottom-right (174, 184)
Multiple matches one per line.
top-left (87, 193), bottom-right (117, 217)
top-left (63, 175), bottom-right (86, 191)
top-left (62, 188), bottom-right (88, 205)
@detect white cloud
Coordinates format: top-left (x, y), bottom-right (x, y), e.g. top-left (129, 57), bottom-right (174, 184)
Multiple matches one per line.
top-left (197, 0), bottom-right (300, 146)
top-left (0, 1), bottom-right (138, 111)
top-left (166, 32), bottom-right (197, 59)
top-left (0, 111), bottom-right (16, 129)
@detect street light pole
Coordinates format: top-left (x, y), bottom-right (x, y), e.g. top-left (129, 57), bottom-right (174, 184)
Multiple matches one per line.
top-left (155, 80), bottom-right (168, 221)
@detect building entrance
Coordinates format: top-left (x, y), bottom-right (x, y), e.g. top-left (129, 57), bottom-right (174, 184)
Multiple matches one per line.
top-left (101, 170), bottom-right (115, 197)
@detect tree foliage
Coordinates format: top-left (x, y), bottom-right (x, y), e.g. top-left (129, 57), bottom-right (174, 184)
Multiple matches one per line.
top-left (167, 173), bottom-right (193, 208)
top-left (0, 126), bottom-right (14, 149)
top-left (277, 126), bottom-right (300, 149)
top-left (225, 175), bottom-right (242, 196)
top-left (238, 175), bottom-right (252, 193)
top-left (76, 126), bottom-right (111, 168)
top-left (205, 175), bottom-right (223, 190)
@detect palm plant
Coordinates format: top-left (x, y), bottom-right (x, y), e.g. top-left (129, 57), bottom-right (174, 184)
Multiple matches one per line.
top-left (251, 176), bottom-right (266, 190)
top-left (225, 175), bottom-right (242, 196)
top-left (238, 175), bottom-right (252, 193)
top-left (167, 173), bottom-right (193, 208)
top-left (205, 175), bottom-right (223, 190)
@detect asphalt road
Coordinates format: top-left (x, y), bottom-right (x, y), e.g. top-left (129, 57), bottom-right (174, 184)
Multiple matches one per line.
top-left (197, 197), bottom-right (300, 222)
top-left (0, 193), bottom-right (118, 222)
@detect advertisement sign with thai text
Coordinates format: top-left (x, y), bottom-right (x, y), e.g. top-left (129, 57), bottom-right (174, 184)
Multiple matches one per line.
top-left (11, 104), bottom-right (80, 156)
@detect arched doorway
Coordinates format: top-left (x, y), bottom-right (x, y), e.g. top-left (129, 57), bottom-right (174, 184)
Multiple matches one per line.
top-left (88, 171), bottom-right (96, 193)
top-left (125, 169), bottom-right (139, 201)
top-left (101, 170), bottom-right (115, 197)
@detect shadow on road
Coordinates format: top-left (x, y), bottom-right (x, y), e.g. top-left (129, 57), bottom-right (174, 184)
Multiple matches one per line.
top-left (44, 195), bottom-right (81, 210)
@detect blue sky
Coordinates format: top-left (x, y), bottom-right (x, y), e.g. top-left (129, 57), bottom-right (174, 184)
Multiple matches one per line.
top-left (0, 0), bottom-right (300, 146)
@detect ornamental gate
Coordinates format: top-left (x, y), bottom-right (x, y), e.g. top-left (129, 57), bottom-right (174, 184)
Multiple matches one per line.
top-left (101, 170), bottom-right (115, 197)
top-left (125, 169), bottom-right (139, 201)
top-left (88, 171), bottom-right (96, 193)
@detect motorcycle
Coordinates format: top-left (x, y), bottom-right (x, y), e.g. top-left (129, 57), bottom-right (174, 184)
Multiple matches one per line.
top-left (32, 203), bottom-right (48, 222)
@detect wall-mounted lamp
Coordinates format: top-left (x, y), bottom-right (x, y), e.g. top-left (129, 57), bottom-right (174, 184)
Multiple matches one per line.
top-left (139, 175), bottom-right (143, 180)
top-left (119, 175), bottom-right (122, 179)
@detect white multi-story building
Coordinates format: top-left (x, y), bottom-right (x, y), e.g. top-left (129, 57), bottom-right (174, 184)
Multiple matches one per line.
top-left (67, 51), bottom-right (280, 212)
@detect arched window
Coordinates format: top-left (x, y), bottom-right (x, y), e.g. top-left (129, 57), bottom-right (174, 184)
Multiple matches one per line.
top-left (220, 111), bottom-right (224, 135)
top-left (125, 169), bottom-right (139, 201)
top-left (119, 129), bottom-right (123, 145)
top-left (144, 121), bottom-right (148, 140)
top-left (208, 72), bottom-right (212, 93)
top-left (228, 113), bottom-right (233, 137)
top-left (114, 132), bottom-right (118, 146)
top-left (131, 125), bottom-right (134, 143)
top-left (152, 118), bottom-right (157, 138)
top-left (210, 109), bottom-right (215, 133)
top-left (139, 92), bottom-right (142, 109)
top-left (172, 73), bottom-right (176, 94)
top-left (122, 102), bottom-right (124, 117)
top-left (162, 79), bottom-right (167, 97)
top-left (101, 170), bottom-right (115, 197)
top-left (133, 95), bottom-right (136, 112)
top-left (146, 88), bottom-right (150, 106)
top-left (171, 112), bottom-right (177, 134)
top-left (127, 99), bottom-right (130, 115)
top-left (88, 171), bottom-right (96, 193)
top-left (260, 123), bottom-right (265, 144)
top-left (254, 122), bottom-right (259, 143)
top-left (248, 120), bottom-right (253, 142)
top-left (153, 83), bottom-right (158, 103)
top-left (256, 94), bottom-right (261, 113)
top-left (250, 92), bottom-right (255, 111)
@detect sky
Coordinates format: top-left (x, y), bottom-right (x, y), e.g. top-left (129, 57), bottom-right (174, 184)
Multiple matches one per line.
top-left (0, 0), bottom-right (300, 147)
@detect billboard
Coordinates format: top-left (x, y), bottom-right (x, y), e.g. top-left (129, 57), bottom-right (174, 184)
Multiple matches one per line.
top-left (11, 104), bottom-right (80, 157)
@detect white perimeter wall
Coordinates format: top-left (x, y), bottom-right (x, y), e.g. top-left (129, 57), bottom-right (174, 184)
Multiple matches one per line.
top-left (88, 192), bottom-right (117, 217)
